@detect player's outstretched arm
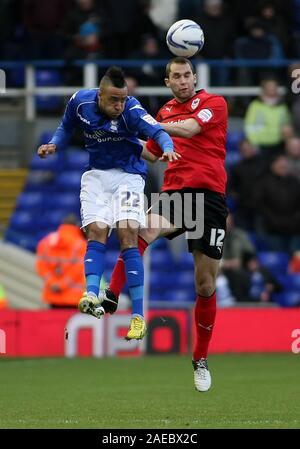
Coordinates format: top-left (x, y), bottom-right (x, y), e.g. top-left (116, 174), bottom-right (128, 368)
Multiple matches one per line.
top-left (141, 144), bottom-right (159, 163)
top-left (162, 118), bottom-right (201, 138)
top-left (37, 144), bottom-right (56, 158)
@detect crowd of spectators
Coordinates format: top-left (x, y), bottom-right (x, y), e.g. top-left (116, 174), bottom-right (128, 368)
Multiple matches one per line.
top-left (0, 0), bottom-right (299, 63)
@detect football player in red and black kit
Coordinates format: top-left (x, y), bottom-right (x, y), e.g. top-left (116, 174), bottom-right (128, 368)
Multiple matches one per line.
top-left (99, 57), bottom-right (228, 392)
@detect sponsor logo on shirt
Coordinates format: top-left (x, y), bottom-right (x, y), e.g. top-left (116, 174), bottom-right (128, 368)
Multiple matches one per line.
top-left (191, 98), bottom-right (200, 110)
top-left (77, 112), bottom-right (91, 125)
top-left (166, 119), bottom-right (185, 125)
top-left (142, 114), bottom-right (158, 125)
top-left (84, 130), bottom-right (125, 143)
top-left (165, 106), bottom-right (173, 112)
top-left (197, 109), bottom-right (213, 122)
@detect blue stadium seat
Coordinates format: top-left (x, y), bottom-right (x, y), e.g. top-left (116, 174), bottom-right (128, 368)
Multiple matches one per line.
top-left (24, 170), bottom-right (56, 192)
top-left (176, 270), bottom-right (194, 288)
top-left (30, 152), bottom-right (61, 171)
top-left (226, 130), bottom-right (245, 152)
top-left (149, 291), bottom-right (165, 302)
top-left (150, 250), bottom-right (174, 270)
top-left (16, 192), bottom-right (44, 210)
top-left (46, 193), bottom-right (80, 213)
top-left (278, 274), bottom-right (300, 291)
top-left (225, 151), bottom-right (241, 168)
top-left (5, 230), bottom-right (39, 252)
top-left (41, 209), bottom-right (74, 229)
top-left (257, 251), bottom-right (289, 275)
top-left (9, 211), bottom-right (38, 232)
top-left (247, 232), bottom-right (269, 251)
top-left (65, 149), bottom-right (89, 171)
top-left (56, 171), bottom-right (82, 191)
top-left (176, 252), bottom-right (194, 270)
top-left (35, 69), bottom-right (63, 112)
top-left (165, 288), bottom-right (194, 302)
top-left (150, 270), bottom-right (178, 290)
top-left (273, 291), bottom-right (300, 307)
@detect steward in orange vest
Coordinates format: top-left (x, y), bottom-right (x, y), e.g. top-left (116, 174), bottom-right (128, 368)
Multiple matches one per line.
top-left (36, 219), bottom-right (87, 308)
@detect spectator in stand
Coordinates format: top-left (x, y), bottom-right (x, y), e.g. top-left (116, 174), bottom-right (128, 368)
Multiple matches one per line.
top-left (64, 0), bottom-right (102, 60)
top-left (224, 0), bottom-right (258, 36)
top-left (215, 269), bottom-right (236, 307)
top-left (101, 0), bottom-right (158, 58)
top-left (131, 34), bottom-right (167, 86)
top-left (234, 20), bottom-right (284, 86)
top-left (177, 0), bottom-right (203, 21)
top-left (228, 139), bottom-right (263, 230)
top-left (255, 154), bottom-right (300, 253)
top-left (196, 0), bottom-right (234, 85)
top-left (22, 0), bottom-right (72, 59)
top-left (242, 253), bottom-right (282, 303)
top-left (258, 1), bottom-right (290, 55)
top-left (222, 213), bottom-right (256, 301)
top-left (36, 214), bottom-right (88, 308)
top-left (285, 137), bottom-right (300, 180)
top-left (149, 0), bottom-right (179, 35)
top-left (244, 77), bottom-right (293, 165)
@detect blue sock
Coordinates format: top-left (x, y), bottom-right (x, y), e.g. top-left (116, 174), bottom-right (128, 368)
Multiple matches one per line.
top-left (84, 240), bottom-right (106, 297)
top-left (122, 247), bottom-right (144, 317)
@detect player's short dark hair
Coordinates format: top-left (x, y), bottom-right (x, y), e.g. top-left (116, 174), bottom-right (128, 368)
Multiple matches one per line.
top-left (165, 57), bottom-right (196, 78)
top-left (101, 66), bottom-right (126, 88)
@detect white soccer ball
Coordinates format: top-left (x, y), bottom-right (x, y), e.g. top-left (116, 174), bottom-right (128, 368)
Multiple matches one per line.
top-left (166, 19), bottom-right (204, 58)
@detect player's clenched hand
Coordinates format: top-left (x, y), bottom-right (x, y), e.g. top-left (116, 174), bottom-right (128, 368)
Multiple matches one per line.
top-left (37, 144), bottom-right (56, 158)
top-left (159, 151), bottom-right (181, 162)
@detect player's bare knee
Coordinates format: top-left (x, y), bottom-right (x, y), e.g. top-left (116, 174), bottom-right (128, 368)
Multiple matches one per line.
top-left (195, 276), bottom-right (216, 297)
top-left (196, 284), bottom-right (215, 297)
top-left (118, 228), bottom-right (138, 250)
top-left (86, 223), bottom-right (108, 242)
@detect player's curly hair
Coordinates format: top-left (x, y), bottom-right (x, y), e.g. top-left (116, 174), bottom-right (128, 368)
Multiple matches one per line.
top-left (102, 66), bottom-right (126, 88)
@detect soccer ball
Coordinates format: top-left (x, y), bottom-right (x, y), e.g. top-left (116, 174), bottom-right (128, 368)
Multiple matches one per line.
top-left (166, 19), bottom-right (204, 58)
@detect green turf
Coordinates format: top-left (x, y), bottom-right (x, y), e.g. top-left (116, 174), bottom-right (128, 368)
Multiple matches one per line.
top-left (0, 354), bottom-right (299, 429)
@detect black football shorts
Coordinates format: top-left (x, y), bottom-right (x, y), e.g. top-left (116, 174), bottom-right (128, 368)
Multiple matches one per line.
top-left (149, 188), bottom-right (228, 259)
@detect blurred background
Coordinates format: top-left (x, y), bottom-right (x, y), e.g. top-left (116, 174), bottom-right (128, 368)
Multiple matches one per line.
top-left (1, 0), bottom-right (300, 357)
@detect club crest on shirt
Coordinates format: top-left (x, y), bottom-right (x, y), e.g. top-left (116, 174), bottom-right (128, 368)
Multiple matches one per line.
top-left (109, 120), bottom-right (119, 132)
top-left (191, 98), bottom-right (200, 110)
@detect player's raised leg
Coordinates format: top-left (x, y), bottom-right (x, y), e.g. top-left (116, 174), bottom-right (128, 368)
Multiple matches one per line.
top-left (192, 251), bottom-right (219, 392)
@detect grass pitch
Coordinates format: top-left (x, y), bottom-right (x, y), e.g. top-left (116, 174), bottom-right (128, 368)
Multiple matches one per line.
top-left (0, 354), bottom-right (299, 429)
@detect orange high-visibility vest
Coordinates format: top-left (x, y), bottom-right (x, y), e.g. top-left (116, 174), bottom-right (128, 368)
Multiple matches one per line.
top-left (0, 284), bottom-right (8, 309)
top-left (36, 224), bottom-right (87, 307)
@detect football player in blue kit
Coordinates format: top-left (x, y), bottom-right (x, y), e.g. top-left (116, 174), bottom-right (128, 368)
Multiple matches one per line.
top-left (37, 66), bottom-right (179, 340)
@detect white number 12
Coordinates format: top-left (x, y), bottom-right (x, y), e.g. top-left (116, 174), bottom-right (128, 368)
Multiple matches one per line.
top-left (210, 228), bottom-right (225, 246)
